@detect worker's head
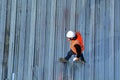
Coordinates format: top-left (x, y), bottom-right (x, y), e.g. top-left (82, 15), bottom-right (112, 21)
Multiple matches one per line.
top-left (66, 31), bottom-right (76, 40)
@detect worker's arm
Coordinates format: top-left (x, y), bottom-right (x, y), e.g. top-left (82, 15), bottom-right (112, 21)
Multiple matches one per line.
top-left (74, 44), bottom-right (81, 58)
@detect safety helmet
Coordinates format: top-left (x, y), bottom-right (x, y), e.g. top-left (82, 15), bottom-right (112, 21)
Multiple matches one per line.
top-left (66, 31), bottom-right (75, 38)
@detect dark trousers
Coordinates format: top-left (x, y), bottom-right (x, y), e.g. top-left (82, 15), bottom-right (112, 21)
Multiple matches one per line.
top-left (65, 50), bottom-right (85, 61)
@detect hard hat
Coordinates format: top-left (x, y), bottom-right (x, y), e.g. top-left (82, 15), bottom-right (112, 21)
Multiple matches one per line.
top-left (66, 31), bottom-right (75, 38)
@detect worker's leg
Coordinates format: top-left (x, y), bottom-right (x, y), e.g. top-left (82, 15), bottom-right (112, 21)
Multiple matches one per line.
top-left (79, 53), bottom-right (86, 63)
top-left (65, 50), bottom-right (74, 60)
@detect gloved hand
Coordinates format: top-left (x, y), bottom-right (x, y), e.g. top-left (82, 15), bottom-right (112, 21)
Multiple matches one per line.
top-left (73, 57), bottom-right (79, 61)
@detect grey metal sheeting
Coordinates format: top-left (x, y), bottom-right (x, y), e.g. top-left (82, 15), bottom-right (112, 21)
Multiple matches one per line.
top-left (0, 0), bottom-right (120, 80)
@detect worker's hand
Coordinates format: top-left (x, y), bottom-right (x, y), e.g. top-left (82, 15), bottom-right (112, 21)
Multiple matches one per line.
top-left (73, 57), bottom-right (79, 61)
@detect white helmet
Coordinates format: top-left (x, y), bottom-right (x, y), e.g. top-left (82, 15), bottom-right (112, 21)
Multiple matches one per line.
top-left (66, 31), bottom-right (75, 38)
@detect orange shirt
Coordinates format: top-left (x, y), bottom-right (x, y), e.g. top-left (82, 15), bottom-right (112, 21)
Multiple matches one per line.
top-left (70, 32), bottom-right (84, 54)
top-left (76, 32), bottom-right (84, 52)
top-left (70, 40), bottom-right (80, 54)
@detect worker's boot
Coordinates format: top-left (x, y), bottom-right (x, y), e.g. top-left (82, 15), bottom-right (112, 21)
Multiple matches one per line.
top-left (59, 58), bottom-right (68, 63)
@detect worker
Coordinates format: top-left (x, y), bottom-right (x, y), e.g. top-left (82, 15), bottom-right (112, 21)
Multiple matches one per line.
top-left (59, 31), bottom-right (86, 64)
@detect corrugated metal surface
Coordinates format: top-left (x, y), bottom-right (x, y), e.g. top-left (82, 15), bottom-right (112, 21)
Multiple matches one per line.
top-left (0, 0), bottom-right (120, 80)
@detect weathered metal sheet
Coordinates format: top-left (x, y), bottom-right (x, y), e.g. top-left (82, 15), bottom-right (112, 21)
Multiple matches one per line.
top-left (7, 0), bottom-right (17, 80)
top-left (0, 0), bottom-right (120, 80)
top-left (0, 0), bottom-right (7, 79)
top-left (114, 0), bottom-right (120, 80)
top-left (17, 0), bottom-right (27, 80)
